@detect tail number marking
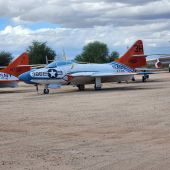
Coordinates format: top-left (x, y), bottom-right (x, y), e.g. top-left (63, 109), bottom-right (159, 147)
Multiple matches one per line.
top-left (134, 45), bottom-right (143, 53)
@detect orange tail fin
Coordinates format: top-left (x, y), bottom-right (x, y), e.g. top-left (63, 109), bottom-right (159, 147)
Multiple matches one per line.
top-left (2, 52), bottom-right (31, 77)
top-left (117, 40), bottom-right (146, 69)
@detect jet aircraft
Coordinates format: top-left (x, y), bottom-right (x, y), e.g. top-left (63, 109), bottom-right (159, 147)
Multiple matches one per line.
top-left (19, 40), bottom-right (150, 94)
top-left (0, 53), bottom-right (30, 88)
top-left (147, 56), bottom-right (170, 71)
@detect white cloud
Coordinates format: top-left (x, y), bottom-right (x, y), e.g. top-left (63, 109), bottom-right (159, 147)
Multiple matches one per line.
top-left (0, 0), bottom-right (169, 27)
top-left (1, 21), bottom-right (170, 57)
top-left (0, 0), bottom-right (170, 57)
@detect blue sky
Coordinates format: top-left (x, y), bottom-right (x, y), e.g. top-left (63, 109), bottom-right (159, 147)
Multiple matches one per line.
top-left (0, 17), bottom-right (11, 30)
top-left (0, 0), bottom-right (170, 59)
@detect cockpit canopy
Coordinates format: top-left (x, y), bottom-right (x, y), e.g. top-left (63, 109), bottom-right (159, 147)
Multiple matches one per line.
top-left (47, 60), bottom-right (74, 68)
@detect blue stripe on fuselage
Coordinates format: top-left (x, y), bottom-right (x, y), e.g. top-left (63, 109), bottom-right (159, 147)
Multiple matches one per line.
top-left (111, 62), bottom-right (134, 72)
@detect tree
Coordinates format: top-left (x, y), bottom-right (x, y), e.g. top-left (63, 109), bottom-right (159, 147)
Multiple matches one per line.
top-left (75, 41), bottom-right (109, 63)
top-left (27, 41), bottom-right (56, 64)
top-left (0, 51), bottom-right (12, 66)
top-left (108, 51), bottom-right (119, 62)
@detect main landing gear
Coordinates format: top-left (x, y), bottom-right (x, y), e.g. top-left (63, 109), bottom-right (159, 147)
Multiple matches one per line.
top-left (77, 77), bottom-right (102, 91)
top-left (132, 76), bottom-right (136, 82)
top-left (77, 84), bottom-right (85, 91)
top-left (94, 77), bottom-right (102, 90)
top-left (142, 74), bottom-right (149, 82)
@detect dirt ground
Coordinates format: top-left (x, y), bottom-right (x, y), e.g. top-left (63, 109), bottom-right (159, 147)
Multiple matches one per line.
top-left (0, 72), bottom-right (170, 170)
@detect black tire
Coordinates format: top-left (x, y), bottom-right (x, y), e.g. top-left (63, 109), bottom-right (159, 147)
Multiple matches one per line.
top-left (44, 88), bottom-right (49, 94)
top-left (132, 77), bottom-right (135, 81)
top-left (94, 85), bottom-right (101, 91)
top-left (142, 76), bottom-right (146, 82)
top-left (77, 85), bottom-right (85, 91)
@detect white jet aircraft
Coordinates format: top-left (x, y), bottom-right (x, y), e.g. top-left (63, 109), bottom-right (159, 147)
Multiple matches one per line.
top-left (19, 40), bottom-right (147, 94)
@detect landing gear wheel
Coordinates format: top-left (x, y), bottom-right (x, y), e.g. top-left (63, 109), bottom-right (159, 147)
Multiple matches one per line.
top-left (132, 77), bottom-right (135, 81)
top-left (142, 74), bottom-right (149, 82)
top-left (94, 77), bottom-right (102, 91)
top-left (77, 85), bottom-right (85, 91)
top-left (94, 85), bottom-right (101, 91)
top-left (44, 88), bottom-right (49, 94)
top-left (142, 76), bottom-right (146, 82)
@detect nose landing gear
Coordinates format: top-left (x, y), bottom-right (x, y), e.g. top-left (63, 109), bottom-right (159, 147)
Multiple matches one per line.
top-left (35, 84), bottom-right (39, 93)
top-left (43, 88), bottom-right (49, 94)
top-left (43, 84), bottom-right (49, 94)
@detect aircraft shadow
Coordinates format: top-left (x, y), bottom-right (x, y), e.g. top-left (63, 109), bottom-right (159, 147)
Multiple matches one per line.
top-left (46, 84), bottom-right (163, 96)
top-left (132, 79), bottom-right (168, 83)
top-left (0, 89), bottom-right (35, 94)
top-left (0, 80), bottom-right (166, 95)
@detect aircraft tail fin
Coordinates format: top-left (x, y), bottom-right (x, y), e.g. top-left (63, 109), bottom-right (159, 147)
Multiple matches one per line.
top-left (117, 40), bottom-right (146, 69)
top-left (2, 52), bottom-right (31, 77)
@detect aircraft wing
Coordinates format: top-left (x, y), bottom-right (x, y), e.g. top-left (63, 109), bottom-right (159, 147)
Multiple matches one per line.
top-left (91, 72), bottom-right (136, 77)
top-left (69, 72), bottom-right (136, 84)
top-left (133, 54), bottom-right (170, 57)
top-left (158, 57), bottom-right (170, 62)
top-left (18, 64), bottom-right (47, 68)
top-left (147, 57), bottom-right (170, 63)
top-left (70, 72), bottom-right (136, 77)
top-left (135, 68), bottom-right (160, 71)
top-left (133, 54), bottom-right (170, 62)
top-left (137, 71), bottom-right (158, 75)
top-left (135, 68), bottom-right (161, 76)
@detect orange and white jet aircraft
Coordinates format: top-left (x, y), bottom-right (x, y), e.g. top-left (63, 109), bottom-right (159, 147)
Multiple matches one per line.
top-left (0, 53), bottom-right (30, 88)
top-left (147, 56), bottom-right (170, 71)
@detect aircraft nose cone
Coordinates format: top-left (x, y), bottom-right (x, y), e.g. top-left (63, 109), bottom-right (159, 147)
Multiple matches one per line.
top-left (19, 71), bottom-right (32, 84)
